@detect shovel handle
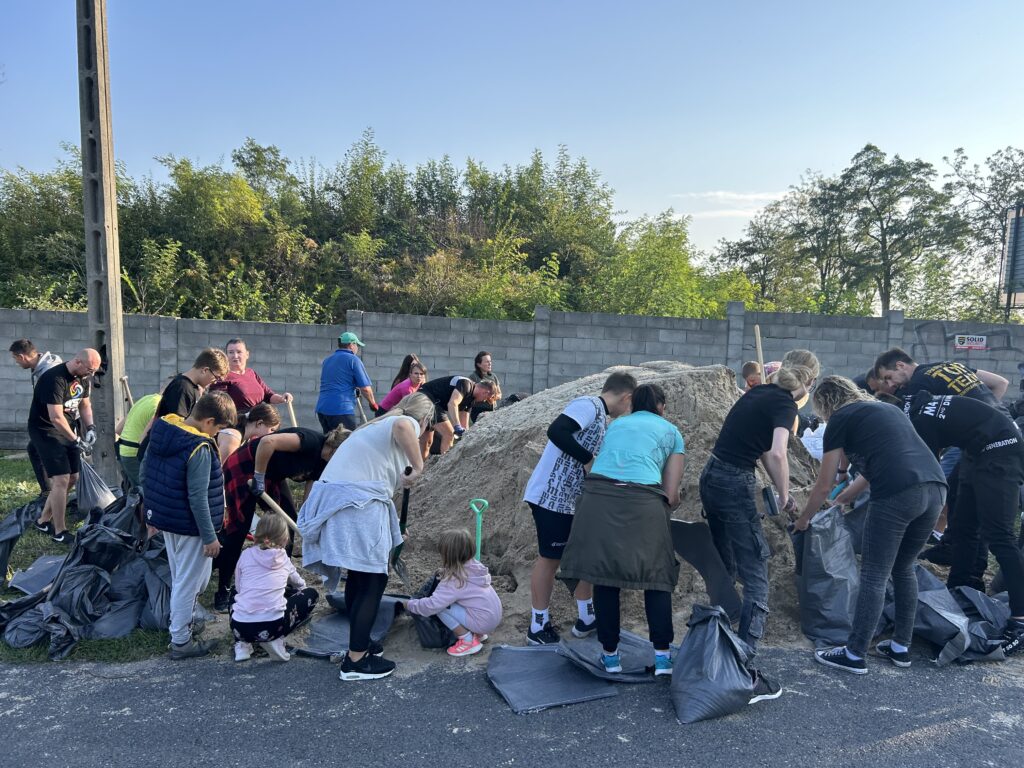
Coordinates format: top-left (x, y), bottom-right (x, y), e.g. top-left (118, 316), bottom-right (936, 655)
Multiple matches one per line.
top-left (470, 498), bottom-right (489, 560)
top-left (247, 480), bottom-right (299, 533)
top-left (286, 399), bottom-right (298, 428)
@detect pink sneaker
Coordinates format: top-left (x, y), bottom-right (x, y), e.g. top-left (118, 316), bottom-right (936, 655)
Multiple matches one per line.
top-left (447, 635), bottom-right (483, 657)
top-left (476, 634), bottom-right (489, 643)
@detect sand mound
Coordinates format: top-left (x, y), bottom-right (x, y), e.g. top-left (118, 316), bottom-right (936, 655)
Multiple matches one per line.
top-left (395, 362), bottom-right (821, 648)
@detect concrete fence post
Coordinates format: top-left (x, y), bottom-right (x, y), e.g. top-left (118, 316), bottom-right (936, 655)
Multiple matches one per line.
top-left (726, 301), bottom-right (746, 374)
top-left (886, 309), bottom-right (905, 351)
top-left (532, 305), bottom-right (551, 394)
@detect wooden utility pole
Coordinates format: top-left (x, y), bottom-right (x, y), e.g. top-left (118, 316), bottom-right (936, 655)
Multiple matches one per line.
top-left (76, 0), bottom-right (126, 482)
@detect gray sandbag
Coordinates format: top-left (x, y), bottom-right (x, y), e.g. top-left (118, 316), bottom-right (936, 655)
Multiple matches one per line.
top-left (75, 460), bottom-right (117, 519)
top-left (139, 556), bottom-right (172, 630)
top-left (671, 604), bottom-right (756, 724)
top-left (292, 593), bottom-right (405, 658)
top-left (793, 506), bottom-right (859, 647)
top-left (82, 598), bottom-right (146, 640)
top-left (841, 502), bottom-right (868, 556)
top-left (9, 554), bottom-right (67, 595)
top-left (557, 629), bottom-right (658, 684)
top-left (0, 498), bottom-right (44, 582)
top-left (0, 590), bottom-right (47, 632)
top-left (486, 645), bottom-right (617, 714)
top-left (876, 563), bottom-right (949, 636)
top-left (915, 589), bottom-right (971, 666)
top-left (3, 605), bottom-right (49, 649)
top-left (41, 564), bottom-right (112, 659)
top-left (406, 574), bottom-right (457, 649)
top-left (65, 525), bottom-right (138, 572)
top-left (951, 586), bottom-right (1009, 662)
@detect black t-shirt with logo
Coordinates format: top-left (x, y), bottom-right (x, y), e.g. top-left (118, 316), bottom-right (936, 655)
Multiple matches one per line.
top-left (420, 376), bottom-right (476, 412)
top-left (712, 384), bottom-right (799, 470)
top-left (905, 392), bottom-right (1021, 457)
top-left (28, 363), bottom-right (91, 440)
top-left (823, 400), bottom-right (945, 500)
top-left (256, 427), bottom-right (327, 482)
top-left (901, 362), bottom-right (1004, 413)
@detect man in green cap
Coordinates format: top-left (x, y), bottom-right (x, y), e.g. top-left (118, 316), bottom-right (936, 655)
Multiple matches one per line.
top-left (315, 332), bottom-right (379, 431)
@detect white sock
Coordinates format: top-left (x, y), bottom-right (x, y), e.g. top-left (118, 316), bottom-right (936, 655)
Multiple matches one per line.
top-left (531, 608), bottom-right (550, 633)
top-left (458, 631), bottom-right (472, 643)
top-left (889, 640), bottom-right (908, 654)
top-left (576, 599), bottom-right (594, 624)
top-left (655, 649), bottom-right (671, 659)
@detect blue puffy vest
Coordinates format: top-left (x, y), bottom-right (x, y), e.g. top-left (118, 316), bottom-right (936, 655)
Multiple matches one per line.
top-left (143, 415), bottom-right (224, 537)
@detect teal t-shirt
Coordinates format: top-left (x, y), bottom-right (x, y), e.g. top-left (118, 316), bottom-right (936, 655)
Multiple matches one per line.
top-left (591, 410), bottom-right (685, 485)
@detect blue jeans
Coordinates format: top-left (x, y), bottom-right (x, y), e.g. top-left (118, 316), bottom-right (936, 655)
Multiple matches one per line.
top-left (848, 482), bottom-right (945, 656)
top-left (700, 456), bottom-right (770, 648)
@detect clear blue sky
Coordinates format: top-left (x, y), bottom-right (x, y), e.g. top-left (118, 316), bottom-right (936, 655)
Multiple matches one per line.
top-left (1, 1), bottom-right (1020, 251)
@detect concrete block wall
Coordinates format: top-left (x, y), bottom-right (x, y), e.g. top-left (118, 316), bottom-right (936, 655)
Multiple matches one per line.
top-left (4, 304), bottom-right (1024, 448)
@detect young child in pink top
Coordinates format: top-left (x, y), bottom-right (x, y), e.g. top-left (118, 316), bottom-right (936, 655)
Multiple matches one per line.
top-left (403, 529), bottom-right (503, 657)
top-left (230, 513), bottom-right (318, 662)
top-left (377, 362), bottom-right (428, 414)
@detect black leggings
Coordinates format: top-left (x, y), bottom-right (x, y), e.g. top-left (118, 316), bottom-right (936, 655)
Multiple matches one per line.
top-left (217, 483), bottom-right (298, 591)
top-left (345, 570), bottom-right (390, 653)
top-left (593, 585), bottom-right (673, 653)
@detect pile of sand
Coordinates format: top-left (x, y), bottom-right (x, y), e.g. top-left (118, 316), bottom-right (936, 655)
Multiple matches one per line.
top-left (395, 362), bottom-right (821, 648)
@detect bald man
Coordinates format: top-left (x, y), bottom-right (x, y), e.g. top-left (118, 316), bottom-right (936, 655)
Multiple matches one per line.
top-left (28, 348), bottom-right (100, 543)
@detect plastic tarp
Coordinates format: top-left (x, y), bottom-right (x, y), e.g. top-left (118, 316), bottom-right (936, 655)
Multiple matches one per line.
top-left (671, 604), bottom-right (756, 724)
top-left (487, 645), bottom-right (618, 714)
top-left (0, 499), bottom-right (44, 582)
top-left (557, 629), bottom-right (659, 684)
top-left (791, 506), bottom-right (859, 648)
top-left (76, 460), bottom-right (117, 518)
top-left (9, 554), bottom-right (67, 595)
top-left (291, 592), bottom-right (405, 658)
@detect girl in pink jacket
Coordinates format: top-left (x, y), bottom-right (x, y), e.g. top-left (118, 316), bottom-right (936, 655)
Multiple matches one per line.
top-left (404, 528), bottom-right (503, 657)
top-left (230, 513), bottom-right (319, 662)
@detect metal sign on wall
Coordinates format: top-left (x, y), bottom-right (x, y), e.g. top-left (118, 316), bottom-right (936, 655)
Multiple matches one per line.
top-left (953, 334), bottom-right (988, 350)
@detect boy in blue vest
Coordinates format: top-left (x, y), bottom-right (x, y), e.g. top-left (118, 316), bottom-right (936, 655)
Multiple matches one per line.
top-left (142, 391), bottom-right (237, 659)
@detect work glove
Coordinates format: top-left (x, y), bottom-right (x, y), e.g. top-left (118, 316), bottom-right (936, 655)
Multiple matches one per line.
top-left (251, 472), bottom-right (266, 496)
top-left (453, 425), bottom-right (466, 437)
top-left (76, 438), bottom-right (93, 456)
top-left (83, 426), bottom-right (98, 448)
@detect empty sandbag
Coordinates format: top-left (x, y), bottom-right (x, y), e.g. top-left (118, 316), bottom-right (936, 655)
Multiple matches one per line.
top-left (0, 498), bottom-right (44, 581)
top-left (792, 506), bottom-right (859, 647)
top-left (9, 554), bottom-right (67, 595)
top-left (487, 645), bottom-right (617, 714)
top-left (671, 604), bottom-right (756, 724)
top-left (557, 629), bottom-right (658, 684)
top-left (951, 586), bottom-right (1009, 662)
top-left (407, 574), bottom-right (456, 649)
top-left (293, 593), bottom-right (405, 658)
top-left (76, 460), bottom-right (117, 518)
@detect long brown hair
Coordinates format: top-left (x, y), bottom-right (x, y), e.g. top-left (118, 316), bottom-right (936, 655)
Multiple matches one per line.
top-left (438, 528), bottom-right (475, 587)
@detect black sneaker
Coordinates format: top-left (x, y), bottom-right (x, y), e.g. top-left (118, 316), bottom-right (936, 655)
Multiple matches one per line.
top-left (748, 669), bottom-right (782, 703)
top-left (34, 520), bottom-right (54, 535)
top-left (571, 617), bottom-right (597, 639)
top-left (527, 623), bottom-right (561, 645)
top-left (50, 530), bottom-right (72, 545)
top-left (213, 588), bottom-right (231, 613)
top-left (368, 640), bottom-right (385, 657)
top-left (1002, 621), bottom-right (1024, 657)
top-left (168, 637), bottom-right (217, 660)
top-left (338, 652), bottom-right (396, 681)
top-left (815, 646), bottom-right (867, 675)
top-left (926, 531), bottom-right (943, 547)
top-left (872, 640), bottom-right (911, 667)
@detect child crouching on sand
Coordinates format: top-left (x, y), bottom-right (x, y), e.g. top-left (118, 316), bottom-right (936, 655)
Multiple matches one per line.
top-left (404, 529), bottom-right (502, 657)
top-left (231, 513), bottom-right (319, 662)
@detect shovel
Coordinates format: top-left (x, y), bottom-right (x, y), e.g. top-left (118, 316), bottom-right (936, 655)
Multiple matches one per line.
top-left (355, 392), bottom-right (369, 424)
top-left (247, 480), bottom-right (299, 534)
top-left (470, 498), bottom-right (489, 560)
top-left (390, 467), bottom-right (413, 588)
top-left (286, 398), bottom-right (299, 428)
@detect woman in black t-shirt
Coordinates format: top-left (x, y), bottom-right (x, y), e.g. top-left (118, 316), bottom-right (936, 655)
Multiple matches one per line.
top-left (795, 376), bottom-right (947, 675)
top-left (699, 349), bottom-right (819, 698)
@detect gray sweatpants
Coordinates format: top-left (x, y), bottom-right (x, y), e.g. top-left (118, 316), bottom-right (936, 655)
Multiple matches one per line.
top-left (165, 532), bottom-right (212, 645)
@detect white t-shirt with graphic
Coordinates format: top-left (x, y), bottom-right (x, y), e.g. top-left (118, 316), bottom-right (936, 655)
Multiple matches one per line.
top-left (523, 395), bottom-right (607, 515)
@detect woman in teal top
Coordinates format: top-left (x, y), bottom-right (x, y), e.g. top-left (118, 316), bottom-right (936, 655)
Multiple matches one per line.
top-left (560, 383), bottom-right (685, 677)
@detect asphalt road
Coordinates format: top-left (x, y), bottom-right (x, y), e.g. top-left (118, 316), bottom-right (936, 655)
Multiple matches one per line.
top-left (2, 646), bottom-right (1022, 768)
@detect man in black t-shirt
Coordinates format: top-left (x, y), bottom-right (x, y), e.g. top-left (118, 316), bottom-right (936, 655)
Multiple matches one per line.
top-left (28, 348), bottom-right (101, 543)
top-left (419, 376), bottom-right (498, 453)
top-left (874, 348), bottom-right (1008, 413)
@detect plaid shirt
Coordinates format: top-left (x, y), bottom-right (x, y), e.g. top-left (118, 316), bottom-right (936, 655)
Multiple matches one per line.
top-left (222, 441), bottom-right (284, 534)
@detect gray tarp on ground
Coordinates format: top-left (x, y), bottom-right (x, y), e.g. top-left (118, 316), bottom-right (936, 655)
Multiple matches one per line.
top-left (791, 506), bottom-right (860, 648)
top-left (486, 645), bottom-right (618, 714)
top-left (557, 629), bottom-right (659, 683)
top-left (9, 554), bottom-right (67, 595)
top-left (291, 592), bottom-right (406, 658)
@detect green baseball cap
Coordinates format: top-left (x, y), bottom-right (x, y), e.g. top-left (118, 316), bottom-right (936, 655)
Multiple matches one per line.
top-left (338, 331), bottom-right (365, 347)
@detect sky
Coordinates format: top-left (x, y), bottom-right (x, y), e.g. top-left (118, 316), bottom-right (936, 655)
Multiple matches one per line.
top-left (1, 1), bottom-right (1021, 252)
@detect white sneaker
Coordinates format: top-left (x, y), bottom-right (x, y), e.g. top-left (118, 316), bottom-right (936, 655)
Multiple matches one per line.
top-left (234, 642), bottom-right (253, 662)
top-left (260, 637), bottom-right (290, 662)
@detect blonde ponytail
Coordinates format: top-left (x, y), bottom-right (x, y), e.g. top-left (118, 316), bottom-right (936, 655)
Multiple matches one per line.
top-left (771, 349), bottom-right (820, 393)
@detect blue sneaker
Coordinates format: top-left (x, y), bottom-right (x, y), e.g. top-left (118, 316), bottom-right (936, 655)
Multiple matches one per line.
top-left (600, 652), bottom-right (622, 673)
top-left (654, 654), bottom-right (673, 676)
